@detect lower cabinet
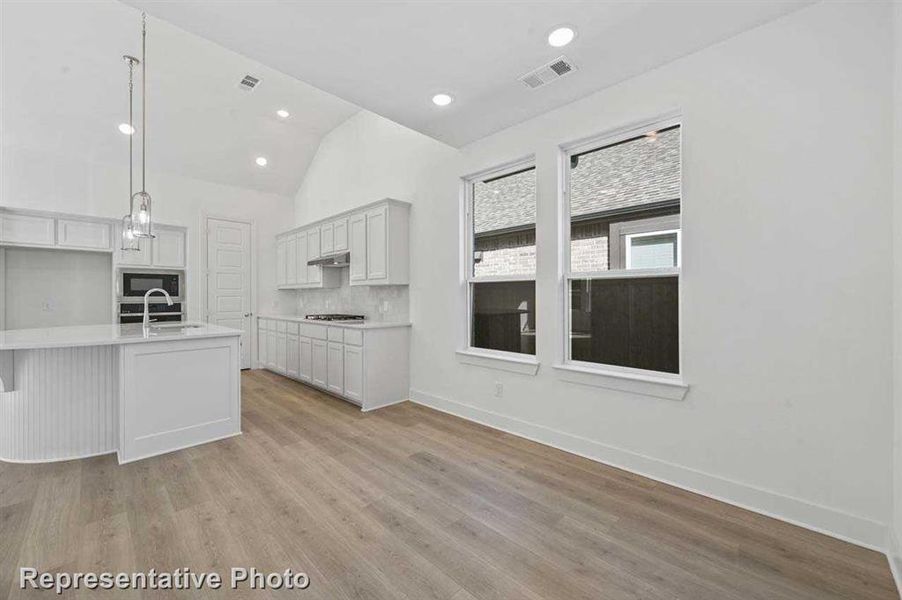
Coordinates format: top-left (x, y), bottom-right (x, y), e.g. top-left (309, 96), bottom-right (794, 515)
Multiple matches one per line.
top-left (311, 339), bottom-right (328, 388)
top-left (298, 337), bottom-right (312, 382)
top-left (343, 345), bottom-right (363, 404)
top-left (327, 342), bottom-right (344, 396)
top-left (257, 317), bottom-right (409, 411)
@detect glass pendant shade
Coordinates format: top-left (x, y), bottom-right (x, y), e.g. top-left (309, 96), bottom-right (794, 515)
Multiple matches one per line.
top-left (120, 214), bottom-right (140, 251)
top-left (130, 191), bottom-right (154, 238)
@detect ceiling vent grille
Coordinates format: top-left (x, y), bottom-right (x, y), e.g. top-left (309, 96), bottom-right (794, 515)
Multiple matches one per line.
top-left (518, 56), bottom-right (577, 89)
top-left (238, 74), bottom-right (261, 91)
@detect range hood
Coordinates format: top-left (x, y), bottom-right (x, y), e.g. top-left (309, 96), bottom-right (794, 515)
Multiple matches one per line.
top-left (307, 252), bottom-right (350, 268)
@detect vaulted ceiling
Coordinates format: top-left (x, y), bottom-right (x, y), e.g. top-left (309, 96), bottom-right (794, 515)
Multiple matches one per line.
top-left (0, 0), bottom-right (359, 197)
top-left (125, 0), bottom-right (812, 147)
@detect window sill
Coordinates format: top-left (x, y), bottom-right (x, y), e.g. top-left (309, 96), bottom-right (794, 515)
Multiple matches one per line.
top-left (456, 349), bottom-right (540, 375)
top-left (552, 363), bottom-right (688, 401)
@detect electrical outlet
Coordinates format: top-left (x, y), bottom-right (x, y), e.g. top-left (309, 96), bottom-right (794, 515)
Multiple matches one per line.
top-left (494, 382), bottom-right (504, 398)
top-left (41, 300), bottom-right (53, 312)
top-left (381, 300), bottom-right (390, 314)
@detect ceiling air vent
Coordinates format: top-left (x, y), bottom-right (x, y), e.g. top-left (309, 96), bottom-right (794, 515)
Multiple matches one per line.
top-left (518, 56), bottom-right (577, 89)
top-left (238, 74), bottom-right (261, 91)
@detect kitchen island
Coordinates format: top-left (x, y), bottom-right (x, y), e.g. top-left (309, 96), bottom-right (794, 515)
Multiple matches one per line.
top-left (0, 322), bottom-right (242, 464)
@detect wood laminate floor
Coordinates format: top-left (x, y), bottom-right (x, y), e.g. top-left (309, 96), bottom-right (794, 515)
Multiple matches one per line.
top-left (0, 369), bottom-right (896, 599)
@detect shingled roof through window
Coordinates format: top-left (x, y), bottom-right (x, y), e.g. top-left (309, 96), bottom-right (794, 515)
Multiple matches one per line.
top-left (473, 126), bottom-right (680, 235)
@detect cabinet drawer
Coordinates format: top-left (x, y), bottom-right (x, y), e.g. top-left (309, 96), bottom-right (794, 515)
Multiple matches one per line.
top-left (301, 323), bottom-right (328, 340)
top-left (328, 327), bottom-right (344, 342)
top-left (286, 322), bottom-right (299, 335)
top-left (276, 321), bottom-right (287, 333)
top-left (344, 329), bottom-right (363, 346)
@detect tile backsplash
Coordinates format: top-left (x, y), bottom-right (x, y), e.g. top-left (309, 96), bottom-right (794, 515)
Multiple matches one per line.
top-left (295, 269), bottom-right (409, 322)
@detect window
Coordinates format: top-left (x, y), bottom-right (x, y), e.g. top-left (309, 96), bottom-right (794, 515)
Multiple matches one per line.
top-left (465, 162), bottom-right (536, 356)
top-left (564, 121), bottom-right (681, 374)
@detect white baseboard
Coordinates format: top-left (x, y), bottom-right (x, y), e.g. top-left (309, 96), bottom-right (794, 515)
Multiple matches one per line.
top-left (409, 388), bottom-right (887, 552)
top-left (888, 530), bottom-right (902, 599)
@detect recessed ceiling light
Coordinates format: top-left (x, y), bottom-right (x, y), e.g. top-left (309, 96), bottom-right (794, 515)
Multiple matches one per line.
top-left (276, 109), bottom-right (290, 118)
top-left (255, 156), bottom-right (268, 167)
top-left (118, 123), bottom-right (135, 135)
top-left (547, 26), bottom-right (576, 48)
top-left (432, 93), bottom-right (453, 107)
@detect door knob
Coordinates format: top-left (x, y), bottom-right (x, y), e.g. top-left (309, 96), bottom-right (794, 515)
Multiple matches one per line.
top-left (244, 312), bottom-right (253, 317)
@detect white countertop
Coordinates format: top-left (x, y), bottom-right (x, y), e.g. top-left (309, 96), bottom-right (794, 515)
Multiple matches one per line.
top-left (258, 314), bottom-right (411, 330)
top-left (0, 322), bottom-right (242, 351)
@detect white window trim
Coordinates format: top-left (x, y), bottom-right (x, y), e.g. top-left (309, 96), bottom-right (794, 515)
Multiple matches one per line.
top-left (624, 229), bottom-right (681, 270)
top-left (558, 111), bottom-right (687, 395)
top-left (459, 156), bottom-right (539, 372)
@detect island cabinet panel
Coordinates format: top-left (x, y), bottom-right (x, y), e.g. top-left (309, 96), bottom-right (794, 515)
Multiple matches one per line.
top-left (257, 316), bottom-right (410, 411)
top-left (119, 336), bottom-right (241, 464)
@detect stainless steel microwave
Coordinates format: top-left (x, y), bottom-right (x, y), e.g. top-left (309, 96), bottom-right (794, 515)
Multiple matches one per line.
top-left (121, 271), bottom-right (181, 299)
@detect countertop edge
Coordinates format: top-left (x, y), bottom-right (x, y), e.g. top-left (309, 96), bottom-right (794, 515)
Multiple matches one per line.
top-left (257, 315), bottom-right (412, 330)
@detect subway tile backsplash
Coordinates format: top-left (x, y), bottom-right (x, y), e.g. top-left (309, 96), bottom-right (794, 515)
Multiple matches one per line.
top-left (295, 269), bottom-right (409, 322)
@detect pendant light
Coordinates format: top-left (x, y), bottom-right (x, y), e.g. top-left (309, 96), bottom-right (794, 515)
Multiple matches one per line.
top-left (120, 54), bottom-right (140, 252)
top-left (130, 12), bottom-right (154, 239)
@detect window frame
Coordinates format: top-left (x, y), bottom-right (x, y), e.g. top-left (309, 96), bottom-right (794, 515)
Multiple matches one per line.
top-left (461, 156), bottom-right (538, 364)
top-left (559, 112), bottom-right (684, 381)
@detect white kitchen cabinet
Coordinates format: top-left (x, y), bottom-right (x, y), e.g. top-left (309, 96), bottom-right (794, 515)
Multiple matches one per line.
top-left (321, 222), bottom-right (334, 255)
top-left (298, 336), bottom-right (312, 382)
top-left (266, 328), bottom-right (278, 370)
top-left (286, 326), bottom-right (299, 379)
top-left (333, 218), bottom-right (348, 252)
top-left (349, 213), bottom-right (367, 283)
top-left (257, 320), bottom-right (269, 367)
top-left (275, 322), bottom-right (287, 374)
top-left (307, 227), bottom-right (322, 285)
top-left (118, 236), bottom-right (152, 265)
top-left (276, 236), bottom-right (287, 287)
top-left (286, 234), bottom-right (298, 286)
top-left (57, 219), bottom-right (111, 250)
top-left (343, 345), bottom-right (363, 405)
top-left (295, 230), bottom-right (308, 286)
top-left (312, 339), bottom-right (328, 388)
top-left (152, 226), bottom-right (186, 269)
top-left (327, 342), bottom-right (344, 395)
top-left (257, 316), bottom-right (410, 411)
top-left (365, 206), bottom-right (388, 281)
top-left (0, 212), bottom-right (56, 247)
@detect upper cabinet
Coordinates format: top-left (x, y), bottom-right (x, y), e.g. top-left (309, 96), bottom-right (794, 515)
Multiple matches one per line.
top-left (276, 226), bottom-right (339, 290)
top-left (152, 226), bottom-right (186, 269)
top-left (275, 199), bottom-right (409, 291)
top-left (118, 224), bottom-right (186, 269)
top-left (0, 210), bottom-right (112, 250)
top-left (350, 201), bottom-right (409, 286)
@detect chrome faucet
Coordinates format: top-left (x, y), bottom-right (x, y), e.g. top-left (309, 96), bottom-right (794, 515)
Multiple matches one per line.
top-left (143, 288), bottom-right (174, 329)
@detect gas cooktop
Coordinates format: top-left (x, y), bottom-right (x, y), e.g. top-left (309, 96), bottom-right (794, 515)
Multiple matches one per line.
top-left (305, 314), bottom-right (366, 322)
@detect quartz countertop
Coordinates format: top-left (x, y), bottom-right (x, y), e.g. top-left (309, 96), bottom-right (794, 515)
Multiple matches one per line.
top-left (0, 322), bottom-right (242, 351)
top-left (257, 314), bottom-right (411, 330)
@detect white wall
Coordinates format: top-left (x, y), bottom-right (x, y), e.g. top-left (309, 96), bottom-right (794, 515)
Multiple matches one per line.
top-left (295, 2), bottom-right (894, 549)
top-left (1, 149), bottom-right (297, 323)
top-left (3, 248), bottom-right (112, 329)
top-left (892, 0), bottom-right (902, 577)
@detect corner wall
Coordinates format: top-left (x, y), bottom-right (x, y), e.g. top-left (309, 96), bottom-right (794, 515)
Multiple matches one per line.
top-left (891, 0), bottom-right (902, 587)
top-left (295, 1), bottom-right (894, 549)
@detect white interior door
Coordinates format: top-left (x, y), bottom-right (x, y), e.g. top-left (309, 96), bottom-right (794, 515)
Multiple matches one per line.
top-left (206, 217), bottom-right (253, 369)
